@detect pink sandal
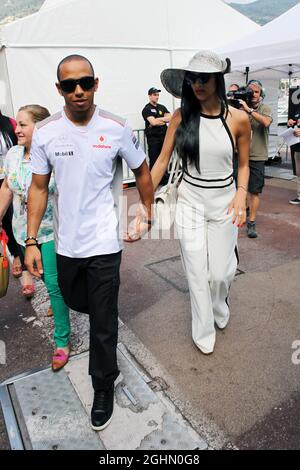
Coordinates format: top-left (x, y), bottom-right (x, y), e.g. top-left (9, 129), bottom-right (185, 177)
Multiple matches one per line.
top-left (22, 284), bottom-right (35, 299)
top-left (52, 348), bottom-right (70, 372)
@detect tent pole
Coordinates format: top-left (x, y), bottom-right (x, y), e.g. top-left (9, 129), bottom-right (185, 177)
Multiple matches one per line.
top-left (288, 64), bottom-right (292, 88)
top-left (245, 66), bottom-right (249, 85)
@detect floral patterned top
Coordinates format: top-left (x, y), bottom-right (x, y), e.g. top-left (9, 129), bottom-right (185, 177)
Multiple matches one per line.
top-left (4, 145), bottom-right (55, 246)
top-left (0, 133), bottom-right (10, 180)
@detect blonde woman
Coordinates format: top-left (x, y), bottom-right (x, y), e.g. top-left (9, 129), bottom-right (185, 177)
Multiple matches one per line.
top-left (0, 105), bottom-right (71, 370)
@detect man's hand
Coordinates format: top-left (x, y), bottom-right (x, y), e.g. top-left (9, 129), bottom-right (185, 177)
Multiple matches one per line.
top-left (293, 128), bottom-right (300, 138)
top-left (25, 245), bottom-right (44, 278)
top-left (238, 100), bottom-right (252, 114)
top-left (288, 119), bottom-right (296, 127)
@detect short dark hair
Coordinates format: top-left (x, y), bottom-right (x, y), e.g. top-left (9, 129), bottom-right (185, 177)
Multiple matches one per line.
top-left (57, 54), bottom-right (95, 81)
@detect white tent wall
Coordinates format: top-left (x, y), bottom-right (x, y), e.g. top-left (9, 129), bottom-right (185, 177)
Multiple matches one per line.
top-left (0, 48), bottom-right (14, 116)
top-left (5, 47), bottom-right (173, 129)
top-left (3, 0), bottom-right (259, 48)
top-left (3, 0), bottom-right (170, 47)
top-left (0, 0), bottom-right (259, 125)
top-left (40, 0), bottom-right (73, 11)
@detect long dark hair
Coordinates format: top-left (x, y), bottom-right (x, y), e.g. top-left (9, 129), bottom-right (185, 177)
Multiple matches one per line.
top-left (0, 111), bottom-right (17, 150)
top-left (175, 73), bottom-right (229, 174)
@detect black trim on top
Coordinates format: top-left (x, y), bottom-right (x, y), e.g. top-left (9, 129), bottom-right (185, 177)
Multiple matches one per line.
top-left (220, 115), bottom-right (235, 160)
top-left (199, 111), bottom-right (223, 120)
top-left (183, 169), bottom-right (234, 182)
top-left (182, 176), bottom-right (234, 189)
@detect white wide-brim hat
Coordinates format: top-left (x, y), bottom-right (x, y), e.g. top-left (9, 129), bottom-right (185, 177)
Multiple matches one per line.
top-left (161, 50), bottom-right (231, 98)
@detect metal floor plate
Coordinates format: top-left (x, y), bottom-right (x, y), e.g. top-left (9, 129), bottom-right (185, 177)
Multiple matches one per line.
top-left (0, 343), bottom-right (207, 450)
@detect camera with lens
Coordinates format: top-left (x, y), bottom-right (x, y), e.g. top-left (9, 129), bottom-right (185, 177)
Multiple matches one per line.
top-left (227, 86), bottom-right (254, 109)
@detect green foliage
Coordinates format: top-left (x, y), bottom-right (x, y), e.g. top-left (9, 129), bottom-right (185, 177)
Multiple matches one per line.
top-left (0, 0), bottom-right (45, 23)
top-left (229, 0), bottom-right (300, 25)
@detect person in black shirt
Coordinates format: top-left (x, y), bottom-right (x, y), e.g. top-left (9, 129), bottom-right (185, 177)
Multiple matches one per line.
top-left (288, 111), bottom-right (300, 205)
top-left (142, 87), bottom-right (171, 185)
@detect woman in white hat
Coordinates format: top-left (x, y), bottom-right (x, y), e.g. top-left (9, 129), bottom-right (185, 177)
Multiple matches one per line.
top-left (127, 50), bottom-right (251, 354)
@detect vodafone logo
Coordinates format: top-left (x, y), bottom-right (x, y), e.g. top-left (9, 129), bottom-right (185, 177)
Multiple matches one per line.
top-left (93, 135), bottom-right (112, 149)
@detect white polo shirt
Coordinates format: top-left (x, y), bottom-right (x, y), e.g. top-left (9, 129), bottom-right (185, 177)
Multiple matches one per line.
top-left (30, 106), bottom-right (146, 258)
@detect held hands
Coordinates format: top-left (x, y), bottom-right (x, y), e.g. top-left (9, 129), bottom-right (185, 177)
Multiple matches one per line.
top-left (124, 205), bottom-right (152, 243)
top-left (227, 188), bottom-right (247, 228)
top-left (24, 245), bottom-right (44, 278)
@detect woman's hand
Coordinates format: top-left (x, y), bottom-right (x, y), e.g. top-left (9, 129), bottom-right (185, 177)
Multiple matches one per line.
top-left (227, 188), bottom-right (247, 228)
top-left (124, 206), bottom-right (152, 243)
top-left (24, 245), bottom-right (44, 278)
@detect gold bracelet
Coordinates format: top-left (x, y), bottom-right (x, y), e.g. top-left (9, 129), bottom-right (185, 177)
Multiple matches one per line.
top-left (238, 186), bottom-right (247, 193)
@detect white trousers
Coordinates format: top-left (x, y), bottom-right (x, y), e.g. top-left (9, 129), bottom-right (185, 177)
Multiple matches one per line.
top-left (175, 180), bottom-right (238, 354)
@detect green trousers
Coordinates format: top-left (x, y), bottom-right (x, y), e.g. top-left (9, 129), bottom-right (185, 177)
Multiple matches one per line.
top-left (21, 240), bottom-right (70, 348)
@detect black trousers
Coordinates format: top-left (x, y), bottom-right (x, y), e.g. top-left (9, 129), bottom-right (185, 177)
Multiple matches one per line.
top-left (147, 139), bottom-right (169, 185)
top-left (0, 179), bottom-right (21, 259)
top-left (56, 250), bottom-right (122, 391)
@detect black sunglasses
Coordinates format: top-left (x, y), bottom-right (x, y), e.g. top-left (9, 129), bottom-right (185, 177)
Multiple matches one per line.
top-left (185, 73), bottom-right (212, 86)
top-left (59, 76), bottom-right (95, 93)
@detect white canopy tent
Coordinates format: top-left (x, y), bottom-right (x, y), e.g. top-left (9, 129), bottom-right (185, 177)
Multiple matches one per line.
top-left (217, 2), bottom-right (300, 81)
top-left (216, 3), bottom-right (300, 158)
top-left (0, 0), bottom-right (259, 128)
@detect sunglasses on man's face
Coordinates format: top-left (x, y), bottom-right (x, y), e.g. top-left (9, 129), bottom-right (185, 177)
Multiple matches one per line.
top-left (59, 76), bottom-right (95, 93)
top-left (185, 73), bottom-right (212, 86)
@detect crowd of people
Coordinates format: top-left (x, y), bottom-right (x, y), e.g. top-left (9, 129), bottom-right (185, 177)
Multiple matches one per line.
top-left (0, 49), bottom-right (298, 432)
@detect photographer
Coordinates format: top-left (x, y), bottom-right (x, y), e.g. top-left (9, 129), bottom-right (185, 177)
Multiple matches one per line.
top-left (287, 112), bottom-right (300, 205)
top-left (228, 83), bottom-right (240, 93)
top-left (227, 84), bottom-right (241, 186)
top-left (238, 80), bottom-right (273, 238)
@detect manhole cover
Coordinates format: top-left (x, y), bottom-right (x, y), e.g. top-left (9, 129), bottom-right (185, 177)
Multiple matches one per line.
top-left (146, 256), bottom-right (245, 291)
top-left (145, 256), bottom-right (189, 293)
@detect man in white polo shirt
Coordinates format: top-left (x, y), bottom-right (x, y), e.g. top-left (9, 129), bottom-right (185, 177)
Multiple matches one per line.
top-left (25, 55), bottom-right (154, 431)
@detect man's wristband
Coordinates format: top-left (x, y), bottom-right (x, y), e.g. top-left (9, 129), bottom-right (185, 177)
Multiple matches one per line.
top-left (248, 108), bottom-right (254, 115)
top-left (143, 218), bottom-right (154, 225)
top-left (25, 243), bottom-right (38, 248)
top-left (24, 236), bottom-right (38, 244)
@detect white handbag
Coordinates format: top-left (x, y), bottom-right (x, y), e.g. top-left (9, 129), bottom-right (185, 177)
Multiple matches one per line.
top-left (154, 153), bottom-right (182, 230)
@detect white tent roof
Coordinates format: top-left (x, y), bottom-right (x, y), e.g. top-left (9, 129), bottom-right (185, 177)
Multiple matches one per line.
top-left (40, 0), bottom-right (72, 10)
top-left (1, 0), bottom-right (259, 50)
top-left (217, 2), bottom-right (300, 78)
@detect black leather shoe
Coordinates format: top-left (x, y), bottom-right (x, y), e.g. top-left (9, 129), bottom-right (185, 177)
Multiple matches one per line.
top-left (91, 385), bottom-right (114, 431)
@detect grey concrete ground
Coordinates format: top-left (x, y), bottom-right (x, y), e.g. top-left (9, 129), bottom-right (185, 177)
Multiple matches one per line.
top-left (1, 174), bottom-right (300, 449)
top-left (119, 176), bottom-right (300, 449)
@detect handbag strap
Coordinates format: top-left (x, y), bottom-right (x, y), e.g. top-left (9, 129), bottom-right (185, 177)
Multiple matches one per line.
top-left (167, 153), bottom-right (182, 185)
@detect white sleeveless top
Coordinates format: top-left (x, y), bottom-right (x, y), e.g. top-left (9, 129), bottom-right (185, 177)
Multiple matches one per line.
top-left (183, 111), bottom-right (235, 189)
